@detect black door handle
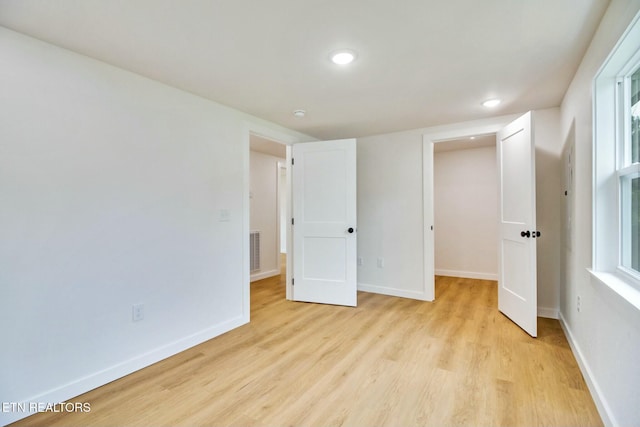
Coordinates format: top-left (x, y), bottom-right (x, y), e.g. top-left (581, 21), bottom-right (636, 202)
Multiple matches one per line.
top-left (347, 227), bottom-right (354, 234)
top-left (521, 230), bottom-right (530, 238)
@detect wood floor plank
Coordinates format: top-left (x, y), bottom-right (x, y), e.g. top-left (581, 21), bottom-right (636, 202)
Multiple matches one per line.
top-left (10, 273), bottom-right (603, 427)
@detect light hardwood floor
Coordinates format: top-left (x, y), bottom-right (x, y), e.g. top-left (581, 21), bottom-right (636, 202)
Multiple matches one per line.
top-left (11, 271), bottom-right (602, 427)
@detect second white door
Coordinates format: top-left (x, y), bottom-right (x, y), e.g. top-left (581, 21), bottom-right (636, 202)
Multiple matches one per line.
top-left (497, 112), bottom-right (538, 337)
top-left (291, 138), bottom-right (357, 306)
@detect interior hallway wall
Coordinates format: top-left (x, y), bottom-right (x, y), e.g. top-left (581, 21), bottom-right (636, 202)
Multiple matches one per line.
top-left (434, 145), bottom-right (498, 280)
top-left (533, 107), bottom-right (563, 318)
top-left (250, 150), bottom-right (284, 281)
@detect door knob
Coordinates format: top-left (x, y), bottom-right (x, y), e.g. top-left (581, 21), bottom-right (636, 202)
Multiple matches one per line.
top-left (521, 230), bottom-right (530, 238)
top-left (347, 227), bottom-right (355, 234)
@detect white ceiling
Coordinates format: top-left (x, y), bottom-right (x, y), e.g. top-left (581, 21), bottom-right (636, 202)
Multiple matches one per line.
top-left (0, 0), bottom-right (609, 140)
top-left (250, 134), bottom-right (286, 158)
top-left (434, 134), bottom-right (496, 153)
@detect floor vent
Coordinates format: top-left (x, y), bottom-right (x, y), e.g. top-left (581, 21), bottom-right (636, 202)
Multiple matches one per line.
top-left (250, 231), bottom-right (261, 272)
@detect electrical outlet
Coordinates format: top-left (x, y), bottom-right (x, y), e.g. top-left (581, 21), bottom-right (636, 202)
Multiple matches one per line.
top-left (219, 209), bottom-right (230, 222)
top-left (132, 304), bottom-right (144, 322)
top-left (577, 296), bottom-right (581, 312)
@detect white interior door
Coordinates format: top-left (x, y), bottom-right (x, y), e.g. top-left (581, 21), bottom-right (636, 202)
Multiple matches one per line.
top-left (292, 138), bottom-right (357, 306)
top-left (497, 111), bottom-right (537, 337)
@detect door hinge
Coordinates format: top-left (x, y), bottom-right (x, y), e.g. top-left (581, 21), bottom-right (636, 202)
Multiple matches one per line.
top-left (431, 225), bottom-right (433, 230)
top-left (292, 278), bottom-right (295, 286)
top-left (291, 218), bottom-right (294, 225)
top-left (292, 158), bottom-right (295, 165)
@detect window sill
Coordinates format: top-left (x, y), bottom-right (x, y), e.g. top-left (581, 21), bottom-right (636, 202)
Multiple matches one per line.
top-left (588, 269), bottom-right (640, 312)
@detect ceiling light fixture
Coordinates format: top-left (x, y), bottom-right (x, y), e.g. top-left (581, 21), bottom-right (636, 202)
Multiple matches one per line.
top-left (330, 49), bottom-right (357, 65)
top-left (293, 109), bottom-right (306, 118)
top-left (482, 98), bottom-right (501, 108)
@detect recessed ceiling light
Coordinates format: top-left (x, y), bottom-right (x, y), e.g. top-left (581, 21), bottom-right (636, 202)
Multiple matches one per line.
top-left (482, 99), bottom-right (501, 108)
top-left (470, 136), bottom-right (476, 140)
top-left (330, 49), bottom-right (357, 65)
top-left (293, 109), bottom-right (306, 118)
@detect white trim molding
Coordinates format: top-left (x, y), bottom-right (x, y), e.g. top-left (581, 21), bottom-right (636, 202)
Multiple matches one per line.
top-left (537, 306), bottom-right (558, 319)
top-left (250, 269), bottom-right (280, 282)
top-left (358, 282), bottom-right (431, 301)
top-left (435, 269), bottom-right (498, 281)
top-left (559, 313), bottom-right (615, 427)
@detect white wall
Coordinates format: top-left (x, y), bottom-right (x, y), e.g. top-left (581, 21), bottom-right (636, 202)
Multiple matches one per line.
top-left (559, 1), bottom-right (640, 426)
top-left (533, 107), bottom-right (563, 318)
top-left (250, 150), bottom-right (284, 280)
top-left (0, 27), bottom-right (309, 425)
top-left (434, 146), bottom-right (498, 280)
top-left (357, 133), bottom-right (425, 299)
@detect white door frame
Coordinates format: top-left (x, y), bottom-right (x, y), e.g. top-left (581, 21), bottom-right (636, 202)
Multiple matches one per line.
top-left (277, 162), bottom-right (287, 254)
top-left (422, 114), bottom-right (520, 301)
top-left (243, 123), bottom-right (307, 321)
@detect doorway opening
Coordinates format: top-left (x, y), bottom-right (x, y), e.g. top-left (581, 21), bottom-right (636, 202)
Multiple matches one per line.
top-left (422, 116), bottom-right (519, 302)
top-left (433, 134), bottom-right (498, 283)
top-left (249, 133), bottom-right (289, 299)
top-left (424, 112), bottom-right (538, 337)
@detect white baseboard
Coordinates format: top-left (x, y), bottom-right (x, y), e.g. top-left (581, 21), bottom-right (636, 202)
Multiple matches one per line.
top-left (558, 312), bottom-right (615, 427)
top-left (250, 269), bottom-right (280, 282)
top-left (537, 306), bottom-right (559, 319)
top-left (358, 282), bottom-right (431, 301)
top-left (2, 316), bottom-right (247, 426)
top-left (435, 269), bottom-right (498, 281)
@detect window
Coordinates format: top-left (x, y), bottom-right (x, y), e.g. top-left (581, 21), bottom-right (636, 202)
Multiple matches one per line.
top-left (593, 11), bottom-right (640, 299)
top-left (619, 65), bottom-right (640, 277)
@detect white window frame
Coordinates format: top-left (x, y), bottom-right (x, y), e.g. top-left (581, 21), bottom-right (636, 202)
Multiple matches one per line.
top-left (592, 10), bottom-right (640, 308)
top-left (617, 58), bottom-right (640, 281)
